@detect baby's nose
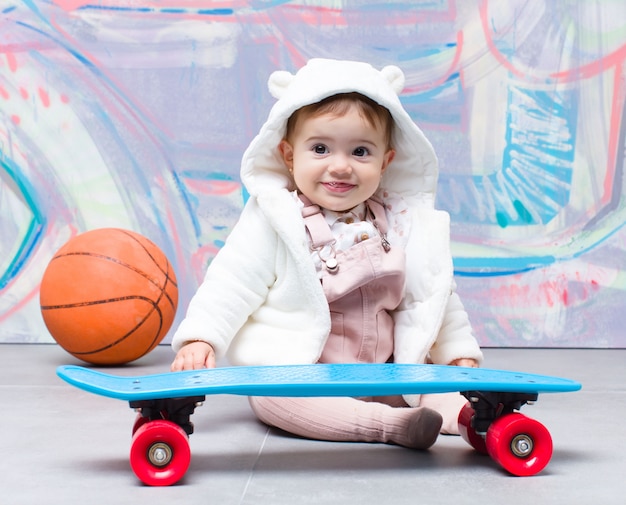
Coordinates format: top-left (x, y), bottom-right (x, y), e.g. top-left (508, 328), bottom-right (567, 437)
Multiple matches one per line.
top-left (329, 153), bottom-right (352, 174)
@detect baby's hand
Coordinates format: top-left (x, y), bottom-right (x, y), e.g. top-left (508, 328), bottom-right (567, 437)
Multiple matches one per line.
top-left (448, 358), bottom-right (478, 368)
top-left (171, 341), bottom-right (216, 372)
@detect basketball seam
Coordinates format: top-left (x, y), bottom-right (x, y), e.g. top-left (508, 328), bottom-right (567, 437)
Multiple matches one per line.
top-left (119, 229), bottom-right (178, 311)
top-left (51, 250), bottom-right (177, 310)
top-left (42, 295), bottom-right (165, 356)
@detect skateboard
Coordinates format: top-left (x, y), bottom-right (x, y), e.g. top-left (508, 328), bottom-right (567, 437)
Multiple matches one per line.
top-left (57, 363), bottom-right (581, 485)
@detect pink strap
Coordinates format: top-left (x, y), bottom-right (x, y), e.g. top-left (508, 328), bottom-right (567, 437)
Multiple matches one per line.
top-left (366, 197), bottom-right (389, 235)
top-left (299, 195), bottom-right (335, 249)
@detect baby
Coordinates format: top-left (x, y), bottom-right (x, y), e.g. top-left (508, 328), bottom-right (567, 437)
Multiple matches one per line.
top-left (171, 59), bottom-right (483, 449)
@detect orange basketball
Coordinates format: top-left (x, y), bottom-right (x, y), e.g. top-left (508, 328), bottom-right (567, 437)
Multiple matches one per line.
top-left (40, 228), bottom-right (178, 365)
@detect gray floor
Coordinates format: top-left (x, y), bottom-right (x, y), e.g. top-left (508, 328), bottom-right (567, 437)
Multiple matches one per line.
top-left (1, 344), bottom-right (623, 504)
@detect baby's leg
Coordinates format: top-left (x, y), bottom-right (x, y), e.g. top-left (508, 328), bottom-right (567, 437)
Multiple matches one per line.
top-left (418, 392), bottom-right (469, 435)
top-left (248, 396), bottom-right (442, 450)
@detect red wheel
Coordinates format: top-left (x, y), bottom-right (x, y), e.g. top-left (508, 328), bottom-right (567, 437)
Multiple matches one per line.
top-left (485, 413), bottom-right (553, 476)
top-left (132, 410), bottom-right (169, 435)
top-left (130, 420), bottom-right (191, 486)
top-left (457, 403), bottom-right (488, 454)
top-left (132, 413), bottom-right (149, 436)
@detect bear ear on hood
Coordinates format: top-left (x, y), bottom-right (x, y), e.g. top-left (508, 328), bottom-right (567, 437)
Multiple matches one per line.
top-left (268, 70), bottom-right (295, 99)
top-left (380, 65), bottom-right (405, 95)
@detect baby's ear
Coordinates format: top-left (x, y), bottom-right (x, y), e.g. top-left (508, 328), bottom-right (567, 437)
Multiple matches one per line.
top-left (380, 65), bottom-right (405, 95)
top-left (268, 70), bottom-right (295, 99)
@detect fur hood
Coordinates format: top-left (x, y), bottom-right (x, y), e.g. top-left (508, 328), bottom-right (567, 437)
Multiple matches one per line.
top-left (240, 58), bottom-right (439, 207)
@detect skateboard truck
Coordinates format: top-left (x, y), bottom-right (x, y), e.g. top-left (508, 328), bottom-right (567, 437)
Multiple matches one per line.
top-left (461, 390), bottom-right (539, 434)
top-left (130, 396), bottom-right (206, 436)
top-left (127, 390), bottom-right (538, 439)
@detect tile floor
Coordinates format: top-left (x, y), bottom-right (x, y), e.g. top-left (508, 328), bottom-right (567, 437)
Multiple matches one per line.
top-left (1, 344), bottom-right (623, 505)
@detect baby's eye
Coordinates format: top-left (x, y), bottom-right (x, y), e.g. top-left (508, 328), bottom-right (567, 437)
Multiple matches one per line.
top-left (353, 146), bottom-right (370, 157)
top-left (313, 144), bottom-right (329, 154)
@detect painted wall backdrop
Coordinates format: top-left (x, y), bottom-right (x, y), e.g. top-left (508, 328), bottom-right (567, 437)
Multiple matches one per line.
top-left (1, 0), bottom-right (625, 348)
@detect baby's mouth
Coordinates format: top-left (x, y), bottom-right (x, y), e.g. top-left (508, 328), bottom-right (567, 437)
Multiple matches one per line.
top-left (324, 181), bottom-right (354, 189)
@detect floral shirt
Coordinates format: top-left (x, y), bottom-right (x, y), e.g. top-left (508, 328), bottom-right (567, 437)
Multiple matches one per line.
top-left (293, 191), bottom-right (409, 277)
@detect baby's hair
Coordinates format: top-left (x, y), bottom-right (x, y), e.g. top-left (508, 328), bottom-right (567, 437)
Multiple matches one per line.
top-left (284, 92), bottom-right (394, 149)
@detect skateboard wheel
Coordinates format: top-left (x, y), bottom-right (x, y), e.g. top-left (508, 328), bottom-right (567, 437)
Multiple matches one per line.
top-left (485, 413), bottom-right (553, 476)
top-left (457, 403), bottom-right (487, 454)
top-left (132, 409), bottom-right (169, 435)
top-left (132, 413), bottom-right (149, 436)
top-left (130, 420), bottom-right (191, 486)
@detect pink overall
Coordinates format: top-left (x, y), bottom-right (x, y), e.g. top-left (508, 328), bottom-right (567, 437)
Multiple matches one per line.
top-left (303, 196), bottom-right (405, 365)
top-left (249, 198), bottom-right (465, 448)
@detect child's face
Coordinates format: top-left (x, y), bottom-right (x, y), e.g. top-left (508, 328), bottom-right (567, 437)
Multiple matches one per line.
top-left (279, 106), bottom-right (395, 212)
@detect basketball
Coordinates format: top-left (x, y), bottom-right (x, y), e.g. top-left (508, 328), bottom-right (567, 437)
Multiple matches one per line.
top-left (40, 228), bottom-right (178, 365)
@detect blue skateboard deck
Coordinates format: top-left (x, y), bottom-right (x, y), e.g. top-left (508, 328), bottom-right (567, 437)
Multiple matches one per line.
top-left (57, 363), bottom-right (580, 401)
top-left (56, 363), bottom-right (581, 485)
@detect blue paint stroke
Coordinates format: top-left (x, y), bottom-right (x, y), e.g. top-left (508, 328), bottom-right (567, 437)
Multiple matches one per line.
top-left (75, 4), bottom-right (234, 16)
top-left (439, 85), bottom-right (577, 229)
top-left (454, 216), bottom-right (626, 277)
top-left (453, 255), bottom-right (556, 277)
top-left (0, 157), bottom-right (46, 289)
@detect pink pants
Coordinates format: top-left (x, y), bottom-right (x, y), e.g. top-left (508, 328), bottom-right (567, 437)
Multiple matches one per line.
top-left (248, 391), bottom-right (467, 444)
